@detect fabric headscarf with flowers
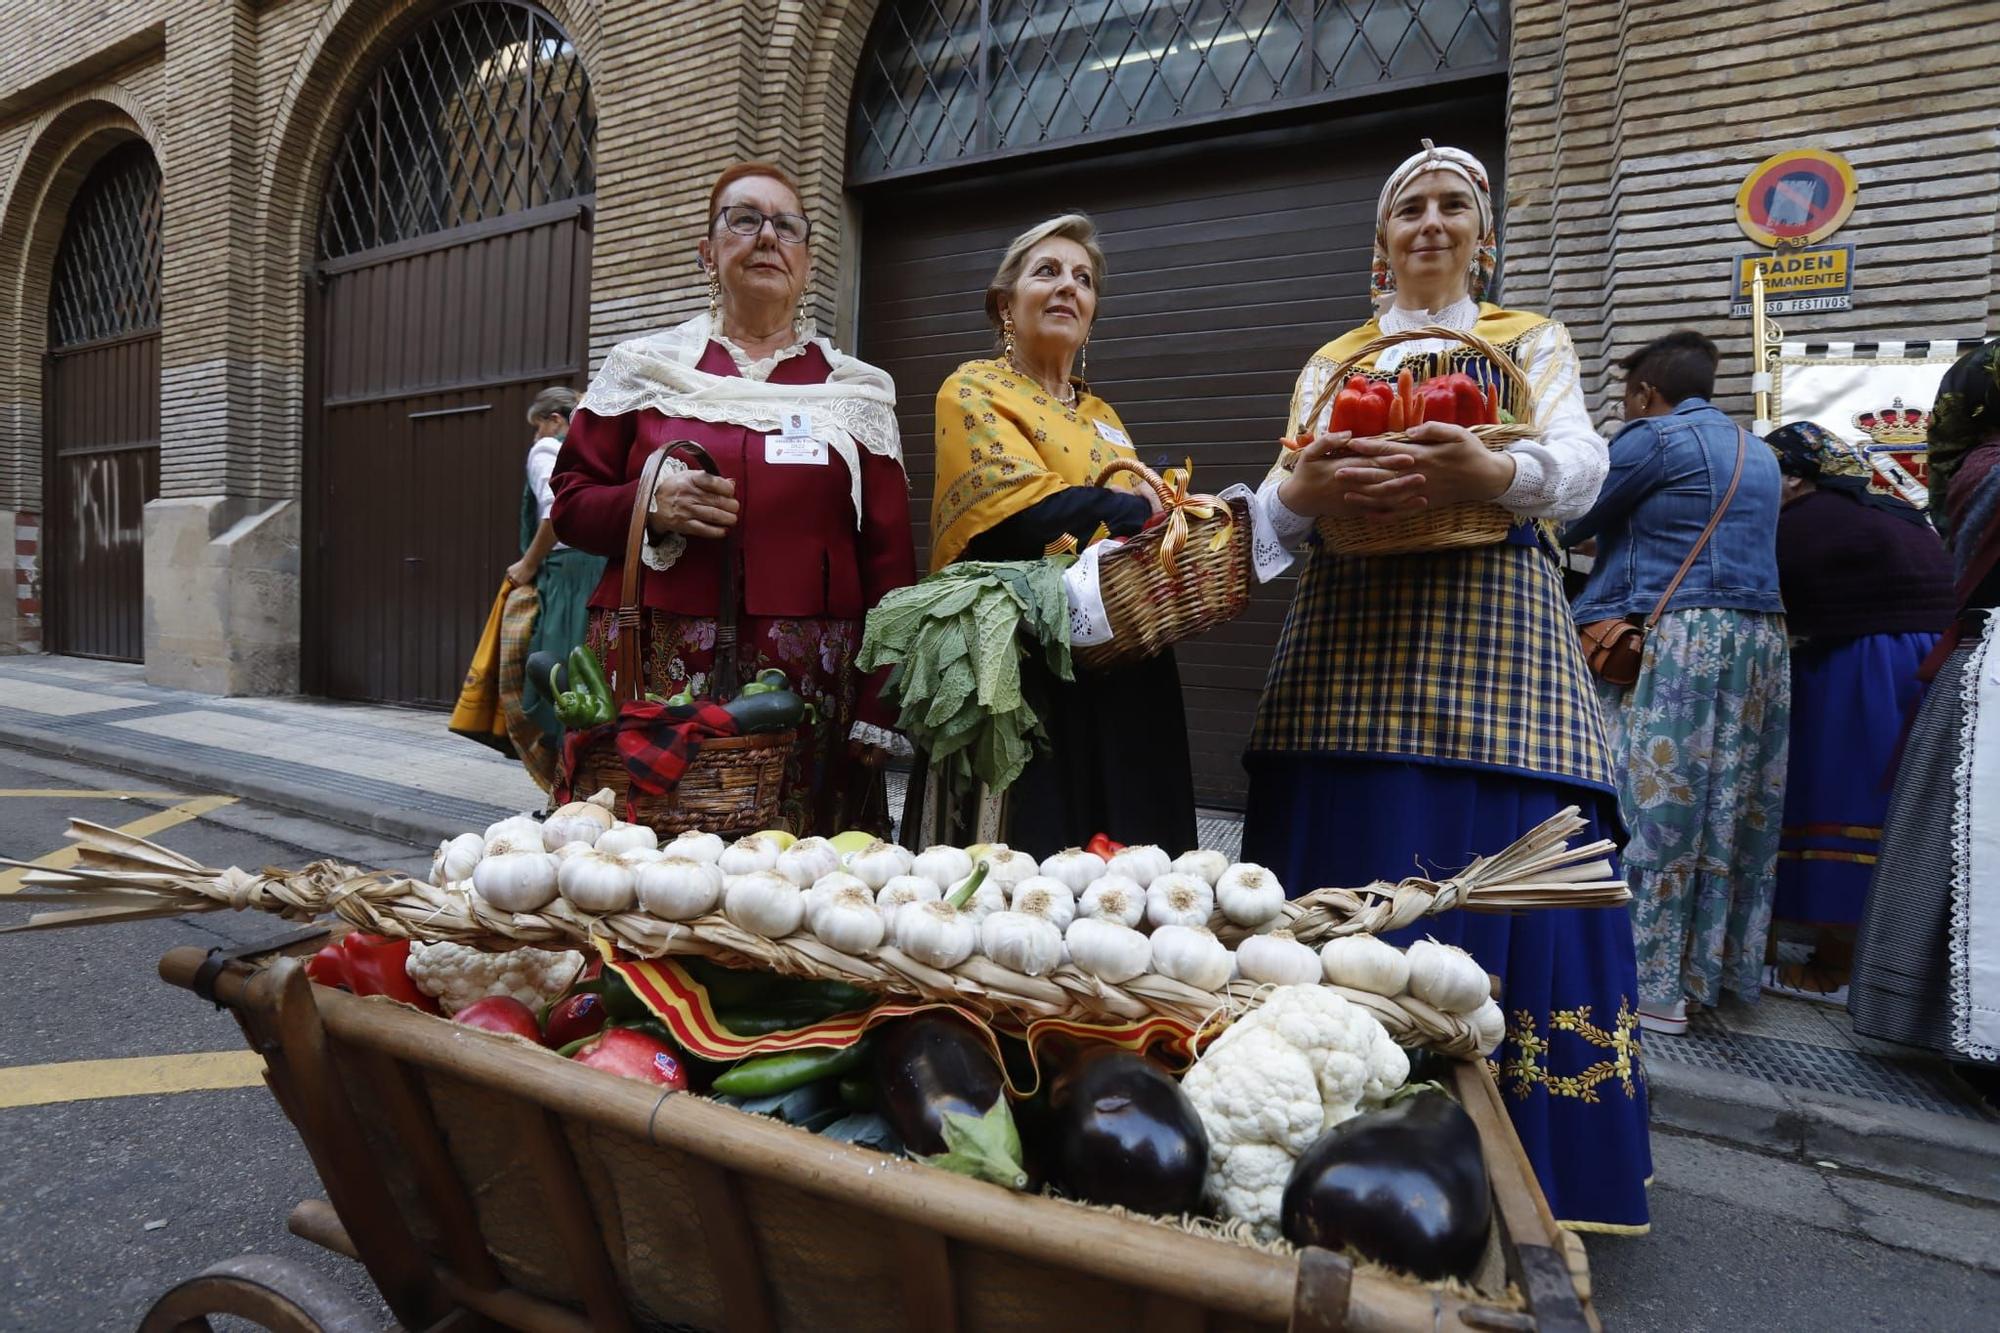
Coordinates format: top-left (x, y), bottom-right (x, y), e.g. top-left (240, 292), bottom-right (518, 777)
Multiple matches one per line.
top-left (1928, 338), bottom-right (2000, 542)
top-left (1371, 139), bottom-right (1497, 309)
top-left (1766, 421), bottom-right (1929, 526)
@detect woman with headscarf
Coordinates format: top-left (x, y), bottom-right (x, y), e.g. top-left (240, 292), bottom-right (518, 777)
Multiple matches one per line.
top-left (1847, 341), bottom-right (2000, 1066)
top-left (927, 212), bottom-right (1193, 857)
top-left (1243, 142), bottom-right (1650, 1232)
top-left (1764, 421), bottom-right (1953, 1003)
top-left (552, 162), bottom-right (915, 835)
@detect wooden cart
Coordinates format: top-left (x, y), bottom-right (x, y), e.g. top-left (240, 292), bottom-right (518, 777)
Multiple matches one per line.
top-left (141, 940), bottom-right (1596, 1333)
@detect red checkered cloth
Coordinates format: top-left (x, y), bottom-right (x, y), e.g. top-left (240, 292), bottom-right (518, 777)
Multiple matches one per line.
top-left (553, 702), bottom-right (742, 805)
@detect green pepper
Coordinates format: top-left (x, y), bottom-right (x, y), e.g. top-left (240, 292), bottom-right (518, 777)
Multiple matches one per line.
top-left (666, 690), bottom-right (695, 708)
top-left (837, 1072), bottom-right (876, 1110)
top-left (737, 681), bottom-right (778, 697)
top-left (711, 1040), bottom-right (871, 1098)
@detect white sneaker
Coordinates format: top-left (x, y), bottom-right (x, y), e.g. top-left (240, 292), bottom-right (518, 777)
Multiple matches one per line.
top-left (1638, 999), bottom-right (1688, 1036)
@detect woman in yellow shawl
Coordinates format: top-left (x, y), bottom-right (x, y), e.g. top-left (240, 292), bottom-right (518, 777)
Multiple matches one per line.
top-left (929, 213), bottom-right (1195, 857)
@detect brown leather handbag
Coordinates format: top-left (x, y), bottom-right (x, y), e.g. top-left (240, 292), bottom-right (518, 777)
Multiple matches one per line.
top-left (1579, 426), bottom-right (1748, 688)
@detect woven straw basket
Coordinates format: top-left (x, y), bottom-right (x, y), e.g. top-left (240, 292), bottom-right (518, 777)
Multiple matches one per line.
top-left (563, 441), bottom-right (794, 837)
top-left (1072, 458), bottom-right (1252, 672)
top-left (1291, 323), bottom-right (1536, 557)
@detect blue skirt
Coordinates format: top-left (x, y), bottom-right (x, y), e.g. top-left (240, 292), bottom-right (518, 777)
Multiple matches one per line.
top-left (1777, 632), bottom-right (1938, 927)
top-left (1244, 753), bottom-right (1652, 1233)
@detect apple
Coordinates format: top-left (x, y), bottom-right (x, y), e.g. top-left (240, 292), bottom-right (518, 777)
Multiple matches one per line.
top-left (453, 996), bottom-right (542, 1042)
top-left (827, 830), bottom-right (876, 857)
top-left (541, 991), bottom-right (608, 1048)
top-left (571, 1028), bottom-right (688, 1088)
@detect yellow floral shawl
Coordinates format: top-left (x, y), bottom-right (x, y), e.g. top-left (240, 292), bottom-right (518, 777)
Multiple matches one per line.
top-left (929, 358), bottom-right (1142, 570)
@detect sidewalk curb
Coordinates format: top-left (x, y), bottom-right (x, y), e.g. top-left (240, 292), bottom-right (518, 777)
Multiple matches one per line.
top-left (1647, 1058), bottom-right (2000, 1204)
top-left (0, 717), bottom-right (496, 851)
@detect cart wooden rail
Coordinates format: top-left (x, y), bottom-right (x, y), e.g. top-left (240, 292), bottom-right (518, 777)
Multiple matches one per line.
top-left (142, 940), bottom-right (1596, 1333)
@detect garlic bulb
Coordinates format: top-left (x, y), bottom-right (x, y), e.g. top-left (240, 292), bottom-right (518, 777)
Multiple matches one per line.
top-left (1064, 917), bottom-right (1152, 984)
top-left (1037, 848), bottom-right (1106, 893)
top-left (593, 822), bottom-right (658, 857)
top-left (1169, 848), bottom-right (1229, 886)
top-left (718, 834), bottom-right (781, 876)
top-left (665, 830), bottom-right (725, 864)
top-left (980, 848), bottom-right (1041, 891)
top-left (811, 884), bottom-right (886, 954)
top-left (1149, 925), bottom-right (1233, 991)
top-left (1406, 938), bottom-right (1491, 1015)
top-left (775, 837), bottom-right (842, 888)
top-left (910, 844), bottom-right (974, 890)
top-left (1009, 877), bottom-right (1076, 932)
top-left (876, 875), bottom-right (942, 918)
top-left (723, 870), bottom-right (805, 938)
top-left (1105, 844), bottom-right (1170, 887)
top-left (634, 857), bottom-right (723, 920)
top-left (1469, 999), bottom-right (1506, 1056)
top-left (945, 873), bottom-right (1008, 921)
top-left (980, 911), bottom-right (1064, 977)
top-left (472, 849), bottom-right (559, 912)
top-left (551, 841), bottom-right (591, 862)
top-left (1320, 934), bottom-right (1411, 997)
top-left (1236, 929), bottom-right (1321, 986)
top-left (891, 899), bottom-right (979, 969)
top-left (1215, 863), bottom-right (1287, 927)
top-left (845, 839), bottom-right (915, 890)
top-left (541, 799), bottom-right (613, 852)
top-left (620, 847), bottom-right (666, 866)
top-left (1145, 873), bottom-right (1215, 931)
top-left (805, 871), bottom-right (873, 925)
top-left (1078, 874), bottom-right (1146, 928)
top-left (484, 814), bottom-right (542, 846)
top-left (431, 833), bottom-right (485, 887)
top-left (557, 849), bottom-right (638, 914)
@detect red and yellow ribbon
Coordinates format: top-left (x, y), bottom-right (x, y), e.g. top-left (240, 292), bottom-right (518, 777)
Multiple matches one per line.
top-left (1153, 460), bottom-right (1234, 577)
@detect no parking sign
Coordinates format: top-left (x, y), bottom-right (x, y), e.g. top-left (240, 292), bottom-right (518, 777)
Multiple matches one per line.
top-left (1735, 149), bottom-right (1857, 248)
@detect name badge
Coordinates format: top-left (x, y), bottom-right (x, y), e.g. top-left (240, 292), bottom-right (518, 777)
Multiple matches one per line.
top-left (1092, 419), bottom-right (1132, 449)
top-left (766, 433), bottom-right (827, 465)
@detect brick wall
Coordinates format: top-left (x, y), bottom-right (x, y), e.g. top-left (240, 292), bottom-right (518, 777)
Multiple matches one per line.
top-left (1504, 0), bottom-right (2000, 423)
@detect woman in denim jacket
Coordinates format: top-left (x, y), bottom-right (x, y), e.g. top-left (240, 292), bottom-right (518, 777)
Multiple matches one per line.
top-left (1568, 330), bottom-right (1790, 1035)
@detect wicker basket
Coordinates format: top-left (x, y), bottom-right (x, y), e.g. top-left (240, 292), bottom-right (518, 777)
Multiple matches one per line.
top-left (1288, 323), bottom-right (1537, 557)
top-left (562, 441), bottom-right (795, 837)
top-left (1072, 458), bottom-right (1252, 672)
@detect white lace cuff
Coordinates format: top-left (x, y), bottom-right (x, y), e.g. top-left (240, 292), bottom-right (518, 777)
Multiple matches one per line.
top-left (849, 721), bottom-right (914, 758)
top-left (641, 457), bottom-right (691, 571)
top-left (1249, 475), bottom-right (1311, 579)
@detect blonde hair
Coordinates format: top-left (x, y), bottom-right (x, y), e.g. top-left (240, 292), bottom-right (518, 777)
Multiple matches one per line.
top-left (983, 213), bottom-right (1107, 347)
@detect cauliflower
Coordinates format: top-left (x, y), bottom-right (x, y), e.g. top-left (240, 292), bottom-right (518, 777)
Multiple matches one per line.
top-left (1181, 985), bottom-right (1410, 1238)
top-left (405, 942), bottom-right (585, 1016)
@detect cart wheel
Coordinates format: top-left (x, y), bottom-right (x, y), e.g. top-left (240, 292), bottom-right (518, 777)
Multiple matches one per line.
top-left (137, 1254), bottom-right (379, 1333)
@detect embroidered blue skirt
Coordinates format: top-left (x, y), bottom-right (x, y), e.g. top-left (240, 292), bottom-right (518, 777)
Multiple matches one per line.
top-left (1243, 753), bottom-right (1652, 1233)
top-left (1777, 631), bottom-right (1939, 927)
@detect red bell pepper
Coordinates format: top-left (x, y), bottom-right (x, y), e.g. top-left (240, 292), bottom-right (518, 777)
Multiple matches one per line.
top-left (1084, 832), bottom-right (1125, 859)
top-left (1414, 372), bottom-right (1487, 429)
top-left (302, 932), bottom-right (442, 1014)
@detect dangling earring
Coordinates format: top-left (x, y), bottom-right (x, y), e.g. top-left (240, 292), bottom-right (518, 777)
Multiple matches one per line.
top-left (1002, 314), bottom-right (1017, 360)
top-left (1080, 338), bottom-right (1088, 381)
top-left (706, 266), bottom-right (721, 323)
top-left (795, 291), bottom-right (811, 338)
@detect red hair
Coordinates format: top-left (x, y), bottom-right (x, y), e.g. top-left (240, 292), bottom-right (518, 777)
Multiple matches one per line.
top-left (706, 162), bottom-right (803, 231)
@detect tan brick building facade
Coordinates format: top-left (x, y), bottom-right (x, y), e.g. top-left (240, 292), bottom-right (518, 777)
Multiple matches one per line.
top-left (1, 1), bottom-right (1994, 727)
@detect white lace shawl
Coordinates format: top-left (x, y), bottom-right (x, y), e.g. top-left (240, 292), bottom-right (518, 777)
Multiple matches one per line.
top-left (577, 314), bottom-right (904, 528)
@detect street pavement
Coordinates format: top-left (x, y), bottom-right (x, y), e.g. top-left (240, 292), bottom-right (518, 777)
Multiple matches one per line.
top-left (4, 742), bottom-right (1999, 1329)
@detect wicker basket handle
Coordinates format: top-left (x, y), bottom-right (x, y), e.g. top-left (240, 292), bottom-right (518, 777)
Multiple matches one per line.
top-left (1300, 322), bottom-right (1536, 440)
top-left (615, 440), bottom-right (732, 706)
top-left (1090, 455), bottom-right (1171, 503)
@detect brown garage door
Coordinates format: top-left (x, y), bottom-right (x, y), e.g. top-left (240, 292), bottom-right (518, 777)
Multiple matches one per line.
top-left (855, 100), bottom-right (1503, 807)
top-left (43, 141), bottom-right (162, 663)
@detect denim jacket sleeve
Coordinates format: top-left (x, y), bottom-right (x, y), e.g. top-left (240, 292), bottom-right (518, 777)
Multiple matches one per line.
top-left (1564, 417), bottom-right (1669, 545)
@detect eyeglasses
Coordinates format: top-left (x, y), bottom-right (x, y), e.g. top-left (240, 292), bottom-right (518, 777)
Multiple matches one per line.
top-left (716, 204), bottom-right (811, 245)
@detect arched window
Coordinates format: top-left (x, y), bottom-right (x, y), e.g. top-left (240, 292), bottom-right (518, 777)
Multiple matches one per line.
top-left (319, 0), bottom-right (594, 259)
top-left (850, 0), bottom-right (1505, 180)
top-left (49, 141), bottom-right (162, 347)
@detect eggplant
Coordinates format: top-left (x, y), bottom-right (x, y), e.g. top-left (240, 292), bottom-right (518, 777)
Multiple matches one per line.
top-left (1280, 1089), bottom-right (1491, 1282)
top-left (871, 1012), bottom-right (1027, 1190)
top-left (1047, 1050), bottom-right (1207, 1216)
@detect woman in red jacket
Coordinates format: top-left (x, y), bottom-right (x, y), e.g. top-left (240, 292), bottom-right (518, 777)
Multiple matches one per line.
top-left (551, 162), bottom-right (914, 835)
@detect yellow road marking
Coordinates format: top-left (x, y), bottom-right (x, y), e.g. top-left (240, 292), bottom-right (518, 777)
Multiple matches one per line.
top-left (0, 794), bottom-right (237, 894)
top-left (0, 789), bottom-right (183, 799)
top-left (0, 1050), bottom-right (267, 1109)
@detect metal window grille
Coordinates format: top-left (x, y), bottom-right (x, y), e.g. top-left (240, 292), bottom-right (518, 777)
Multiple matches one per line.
top-left (850, 0), bottom-right (1505, 179)
top-left (48, 141), bottom-right (162, 348)
top-left (318, 0), bottom-right (595, 260)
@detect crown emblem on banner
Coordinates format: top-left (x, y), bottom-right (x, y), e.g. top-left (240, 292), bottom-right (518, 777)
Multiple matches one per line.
top-left (1852, 398), bottom-right (1930, 446)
